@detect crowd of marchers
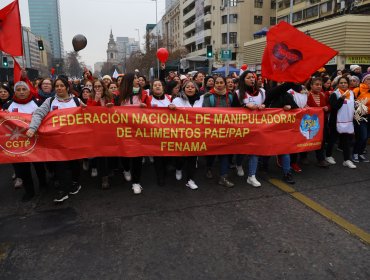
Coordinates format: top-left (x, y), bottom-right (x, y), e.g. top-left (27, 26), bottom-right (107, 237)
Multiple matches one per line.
top-left (1, 63), bottom-right (369, 203)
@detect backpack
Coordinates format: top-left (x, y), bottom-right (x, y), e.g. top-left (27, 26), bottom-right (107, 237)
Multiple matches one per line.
top-left (209, 93), bottom-right (233, 107)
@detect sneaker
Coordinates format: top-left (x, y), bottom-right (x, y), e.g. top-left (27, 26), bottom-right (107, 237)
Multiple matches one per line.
top-left (12, 173), bottom-right (16, 180)
top-left (69, 183), bottom-right (82, 195)
top-left (14, 178), bottom-right (23, 189)
top-left (337, 147), bottom-right (343, 152)
top-left (206, 169), bottom-right (213, 179)
top-left (123, 170), bottom-right (132, 182)
top-left (102, 176), bottom-right (110, 189)
top-left (316, 160), bottom-right (329, 168)
top-left (132, 183), bottom-right (142, 194)
top-left (142, 157), bottom-right (146, 164)
top-left (343, 160), bottom-right (356, 169)
top-left (352, 154), bottom-right (359, 163)
top-left (218, 176), bottom-right (234, 188)
top-left (247, 175), bottom-right (261, 187)
top-left (54, 191), bottom-right (69, 203)
top-left (283, 173), bottom-right (295, 184)
top-left (82, 159), bottom-right (89, 171)
top-left (149, 156), bottom-right (154, 163)
top-left (175, 170), bottom-right (182, 180)
top-left (236, 165), bottom-right (245, 177)
top-left (91, 168), bottom-right (98, 177)
top-left (276, 156), bottom-right (282, 168)
top-left (291, 163), bottom-right (302, 173)
top-left (186, 179), bottom-right (198, 190)
top-left (325, 157), bottom-right (336, 165)
top-left (359, 154), bottom-right (370, 162)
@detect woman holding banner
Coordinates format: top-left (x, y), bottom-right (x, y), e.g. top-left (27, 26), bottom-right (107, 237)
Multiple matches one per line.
top-left (118, 73), bottom-right (148, 194)
top-left (232, 70), bottom-right (265, 188)
top-left (87, 79), bottom-right (115, 189)
top-left (143, 79), bottom-right (173, 186)
top-left (3, 81), bottom-right (47, 201)
top-left (26, 77), bottom-right (84, 203)
top-left (171, 80), bottom-right (204, 190)
top-left (202, 76), bottom-right (235, 188)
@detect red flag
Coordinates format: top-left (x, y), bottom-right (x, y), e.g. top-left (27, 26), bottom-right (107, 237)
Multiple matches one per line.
top-left (0, 0), bottom-right (23, 56)
top-left (262, 21), bottom-right (337, 83)
top-left (12, 57), bottom-right (38, 97)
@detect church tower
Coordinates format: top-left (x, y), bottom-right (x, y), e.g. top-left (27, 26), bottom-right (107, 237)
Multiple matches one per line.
top-left (107, 29), bottom-right (119, 64)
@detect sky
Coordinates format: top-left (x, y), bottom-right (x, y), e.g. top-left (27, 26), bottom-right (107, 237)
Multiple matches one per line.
top-left (2, 0), bottom-right (165, 70)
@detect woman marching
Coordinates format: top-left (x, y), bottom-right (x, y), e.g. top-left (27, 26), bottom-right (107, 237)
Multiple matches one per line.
top-left (3, 82), bottom-right (47, 201)
top-left (171, 80), bottom-right (204, 190)
top-left (325, 76), bottom-right (357, 168)
top-left (202, 76), bottom-right (235, 188)
top-left (232, 70), bottom-right (266, 187)
top-left (26, 77), bottom-right (84, 203)
top-left (118, 73), bottom-right (148, 194)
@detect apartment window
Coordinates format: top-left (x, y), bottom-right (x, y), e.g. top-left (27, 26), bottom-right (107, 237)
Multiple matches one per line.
top-left (254, 15), bottom-right (263, 25)
top-left (320, 1), bottom-right (333, 14)
top-left (293, 0), bottom-right (304, 4)
top-left (303, 5), bottom-right (319, 19)
top-left (292, 11), bottom-right (302, 22)
top-left (271, 0), bottom-right (276, 9)
top-left (255, 0), bottom-right (263, 8)
top-left (222, 14), bottom-right (238, 24)
top-left (224, 0), bottom-right (237, 7)
top-left (270, 17), bottom-right (276, 25)
top-left (277, 15), bottom-right (289, 23)
top-left (230, 14), bottom-right (238, 23)
top-left (222, 32), bottom-right (237, 44)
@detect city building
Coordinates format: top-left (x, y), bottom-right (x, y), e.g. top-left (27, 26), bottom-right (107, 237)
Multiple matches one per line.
top-left (243, 0), bottom-right (370, 72)
top-left (107, 29), bottom-right (119, 65)
top-left (161, 0), bottom-right (276, 68)
top-left (28, 0), bottom-right (64, 66)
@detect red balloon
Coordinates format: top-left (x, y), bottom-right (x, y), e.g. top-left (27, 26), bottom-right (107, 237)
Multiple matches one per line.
top-left (51, 68), bottom-right (55, 75)
top-left (241, 64), bottom-right (248, 71)
top-left (156, 48), bottom-right (169, 63)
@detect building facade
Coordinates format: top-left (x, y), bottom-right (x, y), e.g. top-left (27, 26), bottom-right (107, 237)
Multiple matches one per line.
top-left (28, 0), bottom-right (64, 62)
top-left (243, 0), bottom-right (370, 72)
top-left (107, 30), bottom-right (119, 65)
top-left (160, 0), bottom-right (276, 68)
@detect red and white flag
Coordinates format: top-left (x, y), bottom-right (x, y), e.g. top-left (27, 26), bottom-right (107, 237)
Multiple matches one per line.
top-left (262, 21), bottom-right (337, 83)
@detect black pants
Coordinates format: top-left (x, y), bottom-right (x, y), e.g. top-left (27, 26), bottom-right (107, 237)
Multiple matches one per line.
top-left (53, 160), bottom-right (80, 193)
top-left (175, 156), bottom-right (197, 181)
top-left (13, 162), bottom-right (47, 195)
top-left (153, 156), bottom-right (168, 184)
top-left (122, 157), bottom-right (143, 184)
top-left (326, 127), bottom-right (352, 161)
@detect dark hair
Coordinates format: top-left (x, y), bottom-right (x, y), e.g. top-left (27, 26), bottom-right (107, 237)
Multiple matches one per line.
top-left (338, 75), bottom-right (350, 85)
top-left (119, 73), bottom-right (142, 104)
top-left (150, 79), bottom-right (164, 96)
top-left (0, 83), bottom-right (13, 101)
top-left (165, 80), bottom-right (179, 95)
top-left (38, 78), bottom-right (54, 90)
top-left (193, 71), bottom-right (205, 80)
top-left (238, 70), bottom-right (258, 103)
top-left (306, 77), bottom-right (322, 91)
top-left (92, 79), bottom-right (112, 102)
top-left (53, 78), bottom-right (70, 92)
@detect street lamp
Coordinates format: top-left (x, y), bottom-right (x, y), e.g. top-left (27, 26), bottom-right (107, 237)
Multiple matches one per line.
top-left (151, 0), bottom-right (159, 78)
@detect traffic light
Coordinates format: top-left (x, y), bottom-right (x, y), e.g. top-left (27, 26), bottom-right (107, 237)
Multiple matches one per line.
top-left (206, 45), bottom-right (213, 58)
top-left (2, 57), bottom-right (8, 67)
top-left (38, 40), bottom-right (44, 51)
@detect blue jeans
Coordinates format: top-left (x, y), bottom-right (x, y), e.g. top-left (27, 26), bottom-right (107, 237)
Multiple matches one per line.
top-left (280, 154), bottom-right (291, 175)
top-left (207, 155), bottom-right (229, 177)
top-left (353, 119), bottom-right (370, 155)
top-left (236, 154), bottom-right (259, 176)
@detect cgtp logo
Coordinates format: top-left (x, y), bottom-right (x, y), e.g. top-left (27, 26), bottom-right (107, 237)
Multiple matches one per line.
top-left (300, 114), bottom-right (320, 140)
top-left (0, 118), bottom-right (37, 155)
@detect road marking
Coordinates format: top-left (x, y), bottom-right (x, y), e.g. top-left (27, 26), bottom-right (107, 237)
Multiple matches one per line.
top-left (269, 178), bottom-right (370, 245)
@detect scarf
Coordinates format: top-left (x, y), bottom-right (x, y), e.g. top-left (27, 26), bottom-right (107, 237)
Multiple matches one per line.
top-left (187, 93), bottom-right (200, 106)
top-left (38, 89), bottom-right (55, 100)
top-left (12, 94), bottom-right (33, 104)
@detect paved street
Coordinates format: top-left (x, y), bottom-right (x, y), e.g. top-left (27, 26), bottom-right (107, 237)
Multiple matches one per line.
top-left (0, 150), bottom-right (369, 280)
